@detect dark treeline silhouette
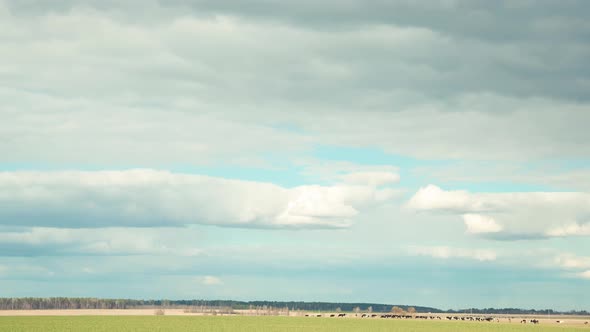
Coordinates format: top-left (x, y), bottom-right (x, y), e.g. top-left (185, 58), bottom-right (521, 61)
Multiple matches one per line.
top-left (0, 298), bottom-right (587, 315)
top-left (0, 298), bottom-right (146, 310)
top-left (0, 298), bottom-right (438, 312)
top-left (245, 301), bottom-right (440, 313)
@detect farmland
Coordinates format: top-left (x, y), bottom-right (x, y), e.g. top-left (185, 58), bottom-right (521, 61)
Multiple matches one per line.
top-left (0, 315), bottom-right (586, 332)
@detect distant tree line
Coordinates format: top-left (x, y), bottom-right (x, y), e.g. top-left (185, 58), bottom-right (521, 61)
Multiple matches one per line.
top-left (447, 308), bottom-right (589, 315)
top-left (0, 298), bottom-right (587, 315)
top-left (0, 298), bottom-right (139, 310)
top-left (241, 301), bottom-right (440, 313)
top-left (0, 298), bottom-right (438, 312)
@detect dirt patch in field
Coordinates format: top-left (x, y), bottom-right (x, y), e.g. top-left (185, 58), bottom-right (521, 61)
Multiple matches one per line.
top-left (0, 309), bottom-right (195, 316)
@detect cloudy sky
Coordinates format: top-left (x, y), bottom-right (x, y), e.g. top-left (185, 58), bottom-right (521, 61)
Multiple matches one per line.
top-left (1, 0), bottom-right (589, 310)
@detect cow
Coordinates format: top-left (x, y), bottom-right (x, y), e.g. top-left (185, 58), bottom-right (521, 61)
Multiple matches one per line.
top-left (521, 319), bottom-right (527, 324)
top-left (338, 313), bottom-right (346, 317)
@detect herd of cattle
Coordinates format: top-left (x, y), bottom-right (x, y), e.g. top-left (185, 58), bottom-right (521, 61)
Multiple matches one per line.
top-left (303, 313), bottom-right (590, 325)
top-left (304, 313), bottom-right (496, 321)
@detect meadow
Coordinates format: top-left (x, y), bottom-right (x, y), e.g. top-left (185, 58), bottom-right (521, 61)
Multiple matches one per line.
top-left (0, 316), bottom-right (585, 332)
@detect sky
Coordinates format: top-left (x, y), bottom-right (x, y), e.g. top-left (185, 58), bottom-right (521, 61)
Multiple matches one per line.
top-left (1, 0), bottom-right (589, 311)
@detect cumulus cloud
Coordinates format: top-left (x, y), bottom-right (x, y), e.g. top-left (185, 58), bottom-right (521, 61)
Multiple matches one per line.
top-left (407, 246), bottom-right (497, 262)
top-left (545, 223), bottom-right (590, 237)
top-left (0, 169), bottom-right (398, 229)
top-left (408, 185), bottom-right (590, 239)
top-left (407, 185), bottom-right (481, 212)
top-left (554, 254), bottom-right (590, 270)
top-left (462, 214), bottom-right (503, 234)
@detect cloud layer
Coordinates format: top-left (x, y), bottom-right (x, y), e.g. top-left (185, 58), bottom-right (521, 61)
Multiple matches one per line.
top-left (0, 226), bottom-right (204, 256)
top-left (408, 185), bottom-right (590, 239)
top-left (1, 1), bottom-right (590, 167)
top-left (0, 169), bottom-right (398, 228)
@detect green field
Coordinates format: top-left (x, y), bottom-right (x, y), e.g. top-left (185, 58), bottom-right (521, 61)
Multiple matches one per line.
top-left (0, 316), bottom-right (585, 332)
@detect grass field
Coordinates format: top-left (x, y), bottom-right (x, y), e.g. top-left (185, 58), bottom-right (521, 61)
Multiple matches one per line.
top-left (0, 316), bottom-right (586, 332)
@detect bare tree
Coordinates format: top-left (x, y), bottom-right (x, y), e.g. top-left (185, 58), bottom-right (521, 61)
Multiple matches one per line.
top-left (392, 306), bottom-right (405, 315)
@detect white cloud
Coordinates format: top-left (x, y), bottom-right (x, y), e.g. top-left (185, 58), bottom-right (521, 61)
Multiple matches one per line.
top-left (545, 223), bottom-right (590, 237)
top-left (578, 271), bottom-right (590, 280)
top-left (462, 214), bottom-right (503, 234)
top-left (0, 169), bottom-right (398, 229)
top-left (407, 185), bottom-right (483, 212)
top-left (0, 4), bottom-right (589, 169)
top-left (408, 246), bottom-right (497, 262)
top-left (408, 185), bottom-right (590, 239)
top-left (554, 254), bottom-right (590, 270)
top-left (201, 275), bottom-right (223, 286)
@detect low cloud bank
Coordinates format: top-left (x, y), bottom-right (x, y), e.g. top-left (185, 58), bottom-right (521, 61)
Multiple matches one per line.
top-left (0, 169), bottom-right (399, 229)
